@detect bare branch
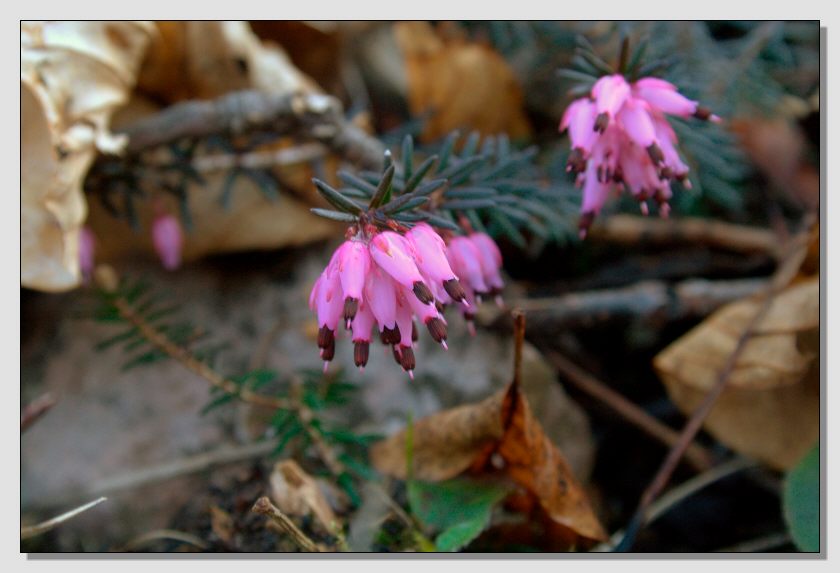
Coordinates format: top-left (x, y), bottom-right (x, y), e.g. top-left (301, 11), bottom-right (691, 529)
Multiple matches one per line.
top-left (21, 497), bottom-right (107, 540)
top-left (21, 392), bottom-right (57, 431)
top-left (117, 90), bottom-right (385, 171)
top-left (252, 496), bottom-right (323, 552)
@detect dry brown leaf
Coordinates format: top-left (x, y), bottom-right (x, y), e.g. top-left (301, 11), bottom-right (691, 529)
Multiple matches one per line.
top-left (731, 117), bottom-right (819, 210)
top-left (137, 21), bottom-right (319, 103)
top-left (371, 380), bottom-right (606, 547)
top-left (394, 22), bottom-right (531, 142)
top-left (89, 22), bottom-right (338, 263)
top-left (269, 460), bottom-right (339, 535)
top-left (21, 21), bottom-right (155, 291)
top-left (654, 277), bottom-right (819, 470)
top-left (209, 505), bottom-right (235, 544)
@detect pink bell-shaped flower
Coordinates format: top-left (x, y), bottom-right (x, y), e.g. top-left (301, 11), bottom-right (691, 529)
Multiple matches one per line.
top-left (152, 213), bottom-right (184, 271)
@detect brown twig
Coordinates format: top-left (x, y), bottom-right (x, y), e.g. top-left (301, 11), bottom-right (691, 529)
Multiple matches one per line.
top-left (615, 261), bottom-right (792, 551)
top-left (21, 497), bottom-right (107, 540)
top-left (252, 496), bottom-right (323, 552)
top-left (289, 374), bottom-right (346, 477)
top-left (517, 277), bottom-right (768, 330)
top-left (511, 310), bottom-right (526, 389)
top-left (176, 143), bottom-right (327, 174)
top-left (117, 90), bottom-right (385, 171)
top-left (119, 529), bottom-right (209, 552)
top-left (108, 293), bottom-right (291, 411)
top-left (21, 392), bottom-right (57, 431)
top-left (588, 215), bottom-right (780, 257)
top-left (546, 351), bottom-right (715, 472)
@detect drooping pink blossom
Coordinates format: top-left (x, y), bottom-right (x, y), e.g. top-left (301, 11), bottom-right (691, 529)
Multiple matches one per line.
top-left (152, 213), bottom-right (184, 271)
top-left (559, 72), bottom-right (719, 235)
top-left (79, 225), bottom-right (96, 283)
top-left (309, 222), bottom-right (504, 377)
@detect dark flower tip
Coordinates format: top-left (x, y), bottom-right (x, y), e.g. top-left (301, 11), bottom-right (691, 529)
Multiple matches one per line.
top-left (354, 341), bottom-right (369, 368)
top-left (443, 278), bottom-right (466, 303)
top-left (426, 317), bottom-right (448, 343)
top-left (412, 281), bottom-right (434, 304)
top-left (343, 298), bottom-right (359, 321)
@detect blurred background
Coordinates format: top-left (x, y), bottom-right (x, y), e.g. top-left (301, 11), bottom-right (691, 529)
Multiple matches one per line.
top-left (21, 21), bottom-right (820, 553)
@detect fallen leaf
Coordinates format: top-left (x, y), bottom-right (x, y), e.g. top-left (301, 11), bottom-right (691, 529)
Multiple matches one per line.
top-left (654, 277), bottom-right (819, 470)
top-left (371, 379), bottom-right (606, 548)
top-left (782, 443), bottom-right (820, 552)
top-left (394, 22), bottom-right (531, 142)
top-left (137, 21), bottom-right (319, 103)
top-left (209, 505), bottom-right (235, 544)
top-left (21, 21), bottom-right (154, 291)
top-left (269, 459), bottom-right (340, 535)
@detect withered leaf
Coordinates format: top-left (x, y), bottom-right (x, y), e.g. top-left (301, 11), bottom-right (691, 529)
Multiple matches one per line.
top-left (394, 22), bottom-right (531, 142)
top-left (371, 380), bottom-right (606, 547)
top-left (21, 21), bottom-right (154, 291)
top-left (209, 505), bottom-right (235, 544)
top-left (655, 277), bottom-right (819, 470)
top-left (270, 459), bottom-right (340, 535)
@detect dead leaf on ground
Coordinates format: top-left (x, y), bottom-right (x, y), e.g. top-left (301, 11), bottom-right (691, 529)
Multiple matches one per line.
top-left (21, 21), bottom-right (155, 291)
top-left (89, 21), bottom-right (343, 264)
top-left (394, 21), bottom-right (531, 142)
top-left (731, 117), bottom-right (819, 211)
top-left (654, 276), bottom-right (819, 470)
top-left (209, 505), bottom-right (235, 544)
top-left (269, 460), bottom-right (340, 535)
top-left (371, 379), bottom-right (606, 548)
top-left (137, 21), bottom-right (319, 103)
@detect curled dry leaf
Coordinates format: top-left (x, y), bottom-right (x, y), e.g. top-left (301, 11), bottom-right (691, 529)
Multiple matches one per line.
top-left (654, 277), bottom-right (819, 470)
top-left (90, 21), bottom-right (340, 263)
top-left (394, 22), bottom-right (532, 142)
top-left (138, 21), bottom-right (319, 103)
top-left (371, 380), bottom-right (606, 548)
top-left (269, 460), bottom-right (340, 535)
top-left (21, 21), bottom-right (155, 291)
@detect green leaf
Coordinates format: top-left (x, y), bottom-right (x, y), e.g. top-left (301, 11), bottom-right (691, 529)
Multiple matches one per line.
top-left (435, 515), bottom-right (489, 552)
top-left (122, 349), bottom-right (168, 371)
top-left (407, 478), bottom-right (510, 532)
top-left (402, 155), bottom-right (438, 195)
top-left (381, 195), bottom-right (430, 215)
top-left (436, 131), bottom-right (460, 172)
top-left (200, 391), bottom-right (236, 415)
top-left (337, 171), bottom-right (377, 196)
top-left (401, 135), bottom-right (414, 182)
top-left (440, 199), bottom-right (496, 210)
top-left (313, 179), bottom-right (363, 214)
top-left (96, 327), bottom-right (140, 351)
top-left (310, 208), bottom-right (358, 223)
top-left (412, 178), bottom-right (448, 197)
top-left (443, 187), bottom-right (498, 200)
top-left (783, 443), bottom-right (820, 552)
top-left (369, 164), bottom-right (396, 209)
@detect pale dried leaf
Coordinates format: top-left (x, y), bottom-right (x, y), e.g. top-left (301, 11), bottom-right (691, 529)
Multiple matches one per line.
top-left (270, 460), bottom-right (339, 535)
top-left (394, 22), bottom-right (531, 142)
top-left (21, 21), bottom-right (154, 291)
top-left (655, 277), bottom-right (819, 469)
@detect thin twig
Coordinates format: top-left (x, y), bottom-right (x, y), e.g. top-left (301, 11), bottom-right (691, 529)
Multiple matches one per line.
top-left (518, 277), bottom-right (768, 330)
top-left (120, 529), bottom-right (209, 552)
top-left (546, 351), bottom-right (715, 472)
top-left (109, 295), bottom-right (291, 410)
top-left (21, 392), bottom-right (57, 432)
top-left (252, 496), bottom-right (323, 552)
top-left (511, 310), bottom-right (526, 389)
top-left (588, 214), bottom-right (780, 256)
top-left (117, 90), bottom-right (385, 171)
top-left (21, 497), bottom-right (107, 540)
top-left (594, 457), bottom-right (756, 551)
top-left (60, 441), bottom-right (277, 503)
top-left (715, 531), bottom-right (792, 553)
top-left (289, 374), bottom-right (346, 477)
top-left (615, 273), bottom-right (787, 551)
top-left (188, 143), bottom-right (327, 174)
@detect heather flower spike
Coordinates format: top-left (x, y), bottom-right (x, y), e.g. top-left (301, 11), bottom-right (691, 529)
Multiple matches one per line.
top-left (560, 56), bottom-right (719, 236)
top-left (79, 225), bottom-right (96, 283)
top-left (306, 147), bottom-right (508, 377)
top-left (152, 213), bottom-right (184, 271)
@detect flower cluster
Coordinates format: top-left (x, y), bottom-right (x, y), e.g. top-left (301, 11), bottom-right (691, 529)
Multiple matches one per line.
top-left (560, 74), bottom-right (719, 236)
top-left (309, 222), bottom-right (504, 378)
top-left (78, 213), bottom-right (184, 283)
